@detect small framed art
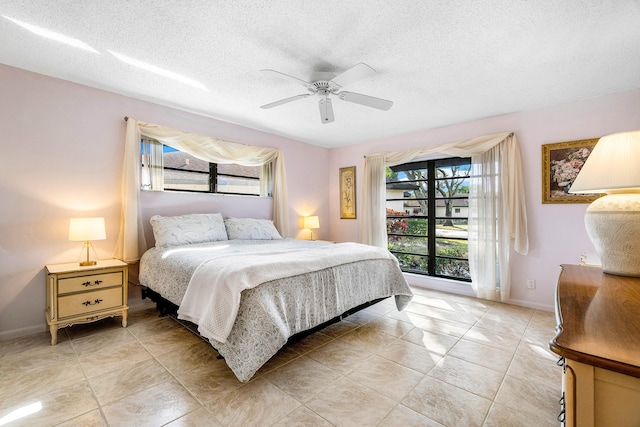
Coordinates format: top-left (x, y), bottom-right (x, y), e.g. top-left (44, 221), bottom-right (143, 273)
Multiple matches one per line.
top-left (541, 138), bottom-right (604, 204)
top-left (339, 166), bottom-right (357, 219)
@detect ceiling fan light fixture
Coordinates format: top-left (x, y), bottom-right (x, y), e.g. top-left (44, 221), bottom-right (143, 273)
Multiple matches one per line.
top-left (260, 62), bottom-right (393, 123)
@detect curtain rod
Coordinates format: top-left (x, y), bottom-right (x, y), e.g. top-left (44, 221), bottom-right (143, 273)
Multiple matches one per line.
top-left (124, 116), bottom-right (129, 121)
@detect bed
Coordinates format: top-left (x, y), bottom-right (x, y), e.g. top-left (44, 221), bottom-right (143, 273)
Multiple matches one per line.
top-left (138, 213), bottom-right (413, 382)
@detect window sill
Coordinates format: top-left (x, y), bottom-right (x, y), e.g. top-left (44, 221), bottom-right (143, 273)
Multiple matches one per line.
top-left (403, 272), bottom-right (474, 297)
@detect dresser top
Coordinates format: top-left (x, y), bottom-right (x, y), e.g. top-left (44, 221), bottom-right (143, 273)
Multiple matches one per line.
top-left (45, 259), bottom-right (127, 274)
top-left (550, 264), bottom-right (640, 378)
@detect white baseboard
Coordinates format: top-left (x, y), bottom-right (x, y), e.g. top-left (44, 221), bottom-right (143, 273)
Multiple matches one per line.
top-left (506, 297), bottom-right (555, 313)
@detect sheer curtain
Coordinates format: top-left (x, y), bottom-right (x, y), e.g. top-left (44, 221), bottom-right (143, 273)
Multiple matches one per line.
top-left (114, 118), bottom-right (289, 262)
top-left (361, 132), bottom-right (528, 301)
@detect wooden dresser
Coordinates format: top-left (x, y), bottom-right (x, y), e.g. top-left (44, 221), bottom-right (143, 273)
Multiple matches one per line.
top-left (45, 259), bottom-right (128, 345)
top-left (550, 264), bottom-right (640, 427)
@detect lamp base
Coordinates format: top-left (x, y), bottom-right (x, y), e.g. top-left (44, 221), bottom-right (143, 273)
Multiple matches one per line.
top-left (79, 260), bottom-right (98, 266)
top-left (584, 193), bottom-right (640, 277)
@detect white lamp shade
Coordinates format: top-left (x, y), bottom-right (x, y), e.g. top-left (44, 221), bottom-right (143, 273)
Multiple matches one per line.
top-left (69, 217), bottom-right (106, 241)
top-left (303, 216), bottom-right (320, 229)
top-left (570, 131), bottom-right (640, 194)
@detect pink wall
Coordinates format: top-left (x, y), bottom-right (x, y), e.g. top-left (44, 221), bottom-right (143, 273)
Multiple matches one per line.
top-left (0, 64), bottom-right (330, 337)
top-left (328, 89), bottom-right (640, 310)
top-left (2, 61), bottom-right (639, 337)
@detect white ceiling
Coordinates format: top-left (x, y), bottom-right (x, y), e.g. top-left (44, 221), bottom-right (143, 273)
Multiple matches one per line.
top-left (2, 1), bottom-right (640, 148)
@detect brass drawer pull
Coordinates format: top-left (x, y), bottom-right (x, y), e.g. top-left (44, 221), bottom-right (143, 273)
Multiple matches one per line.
top-left (82, 280), bottom-right (103, 287)
top-left (82, 299), bottom-right (103, 306)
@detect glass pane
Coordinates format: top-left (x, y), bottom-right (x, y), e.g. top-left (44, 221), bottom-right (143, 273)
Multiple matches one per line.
top-left (387, 217), bottom-right (428, 236)
top-left (164, 170), bottom-right (209, 191)
top-left (163, 150), bottom-right (209, 173)
top-left (387, 236), bottom-right (428, 255)
top-left (218, 163), bottom-right (260, 178)
top-left (217, 176), bottom-right (260, 195)
top-left (434, 178), bottom-right (470, 198)
top-left (386, 166), bottom-right (427, 183)
top-left (386, 200), bottom-right (428, 216)
top-left (393, 253), bottom-right (429, 274)
top-left (436, 258), bottom-right (470, 280)
top-left (435, 238), bottom-right (468, 258)
top-left (435, 218), bottom-right (468, 238)
top-left (435, 199), bottom-right (469, 218)
top-left (434, 158), bottom-right (471, 176)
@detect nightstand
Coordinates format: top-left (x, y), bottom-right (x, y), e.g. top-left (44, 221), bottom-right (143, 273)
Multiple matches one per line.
top-left (45, 259), bottom-right (128, 345)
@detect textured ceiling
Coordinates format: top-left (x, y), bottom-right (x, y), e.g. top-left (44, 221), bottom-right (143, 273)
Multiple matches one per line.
top-left (2, 1), bottom-right (640, 148)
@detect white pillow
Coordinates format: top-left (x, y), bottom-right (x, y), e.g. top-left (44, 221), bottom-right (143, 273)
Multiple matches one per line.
top-left (224, 217), bottom-right (282, 240)
top-left (150, 213), bottom-right (228, 248)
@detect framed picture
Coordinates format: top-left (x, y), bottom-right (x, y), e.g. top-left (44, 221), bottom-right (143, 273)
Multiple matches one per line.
top-left (541, 138), bottom-right (604, 204)
top-left (340, 166), bottom-right (357, 219)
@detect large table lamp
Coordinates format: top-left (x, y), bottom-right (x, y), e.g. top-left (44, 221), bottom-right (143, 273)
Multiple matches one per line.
top-left (69, 217), bottom-right (106, 266)
top-left (569, 130), bottom-right (640, 276)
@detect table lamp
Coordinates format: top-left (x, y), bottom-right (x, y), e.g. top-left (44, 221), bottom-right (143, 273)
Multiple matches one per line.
top-left (69, 217), bottom-right (106, 266)
top-left (303, 215), bottom-right (320, 241)
top-left (569, 130), bottom-right (640, 276)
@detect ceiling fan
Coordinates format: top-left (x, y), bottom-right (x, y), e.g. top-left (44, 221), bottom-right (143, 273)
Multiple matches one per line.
top-left (260, 63), bottom-right (393, 124)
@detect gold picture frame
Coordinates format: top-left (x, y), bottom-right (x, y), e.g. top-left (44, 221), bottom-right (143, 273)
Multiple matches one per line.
top-left (541, 138), bottom-right (604, 204)
top-left (340, 166), bottom-right (357, 219)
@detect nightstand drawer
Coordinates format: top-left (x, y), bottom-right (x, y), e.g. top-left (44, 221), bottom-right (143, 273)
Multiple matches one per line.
top-left (58, 287), bottom-right (123, 318)
top-left (58, 271), bottom-right (123, 294)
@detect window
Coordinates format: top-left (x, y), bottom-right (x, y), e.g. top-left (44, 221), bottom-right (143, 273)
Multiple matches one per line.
top-left (141, 140), bottom-right (262, 196)
top-left (386, 157), bottom-right (471, 281)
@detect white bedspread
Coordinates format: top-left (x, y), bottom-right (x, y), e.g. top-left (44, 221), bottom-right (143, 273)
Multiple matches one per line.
top-left (177, 242), bottom-right (399, 343)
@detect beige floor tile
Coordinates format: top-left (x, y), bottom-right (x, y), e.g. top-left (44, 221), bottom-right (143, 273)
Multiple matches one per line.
top-left (0, 330), bottom-right (69, 359)
top-left (154, 339), bottom-right (221, 378)
top-left (375, 337), bottom-right (442, 373)
top-left (428, 355), bottom-right (505, 399)
top-left (346, 354), bottom-right (424, 402)
top-left (406, 300), bottom-right (481, 325)
top-left (138, 326), bottom-right (204, 357)
top-left (102, 378), bottom-right (201, 427)
top-left (173, 361), bottom-right (243, 408)
top-left (88, 357), bottom-right (173, 405)
top-left (0, 380), bottom-right (99, 427)
top-left (78, 339), bottom-right (153, 378)
top-left (271, 406), bottom-right (334, 426)
top-left (287, 331), bottom-right (334, 355)
top-left (475, 315), bottom-right (529, 336)
top-left (306, 339), bottom-right (373, 374)
top-left (359, 315), bottom-right (415, 338)
top-left (0, 288), bottom-right (562, 427)
top-left (507, 341), bottom-right (561, 386)
top-left (401, 327), bottom-right (460, 355)
top-left (405, 312), bottom-right (471, 337)
top-left (70, 327), bottom-right (136, 357)
top-left (55, 409), bottom-right (107, 427)
top-left (265, 355), bottom-right (341, 402)
top-left (494, 374), bottom-right (559, 423)
top-left (0, 358), bottom-right (86, 410)
top-left (205, 377), bottom-right (301, 427)
top-left (315, 319), bottom-right (359, 338)
top-left (402, 376), bottom-right (491, 427)
top-left (164, 406), bottom-right (223, 426)
top-left (378, 404), bottom-right (444, 427)
top-left (0, 340), bottom-right (76, 381)
top-left (462, 324), bottom-right (522, 353)
top-left (255, 345), bottom-right (303, 376)
top-left (448, 339), bottom-right (514, 373)
top-left (484, 402), bottom-right (557, 427)
top-left (126, 316), bottom-right (182, 339)
top-left (305, 376), bottom-right (397, 427)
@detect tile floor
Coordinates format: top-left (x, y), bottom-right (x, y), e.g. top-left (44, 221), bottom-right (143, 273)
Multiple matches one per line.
top-left (0, 287), bottom-right (561, 426)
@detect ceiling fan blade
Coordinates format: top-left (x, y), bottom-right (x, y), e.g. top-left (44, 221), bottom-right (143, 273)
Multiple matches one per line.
top-left (260, 94), bottom-right (310, 109)
top-left (337, 91), bottom-right (393, 111)
top-left (261, 69), bottom-right (315, 90)
top-left (330, 63), bottom-right (376, 87)
top-left (318, 97), bottom-right (335, 124)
